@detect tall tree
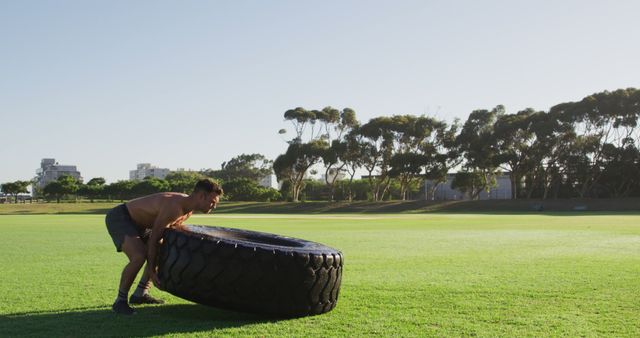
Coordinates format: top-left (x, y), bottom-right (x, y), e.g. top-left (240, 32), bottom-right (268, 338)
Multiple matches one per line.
top-left (598, 143), bottom-right (640, 197)
top-left (283, 107), bottom-right (318, 142)
top-left (456, 106), bottom-right (504, 196)
top-left (524, 110), bottom-right (572, 199)
top-left (493, 109), bottom-right (540, 199)
top-left (274, 140), bottom-right (328, 202)
top-left (550, 88), bottom-right (640, 197)
top-left (321, 108), bottom-right (360, 201)
top-left (358, 116), bottom-right (395, 201)
top-left (277, 107), bottom-right (338, 202)
top-left (341, 129), bottom-right (367, 202)
top-left (388, 115), bottom-right (446, 200)
top-left (424, 120), bottom-right (461, 200)
top-left (214, 154), bottom-right (273, 182)
top-left (451, 171), bottom-right (496, 200)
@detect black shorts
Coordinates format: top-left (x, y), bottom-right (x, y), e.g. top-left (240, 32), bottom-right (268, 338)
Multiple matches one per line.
top-left (105, 204), bottom-right (151, 252)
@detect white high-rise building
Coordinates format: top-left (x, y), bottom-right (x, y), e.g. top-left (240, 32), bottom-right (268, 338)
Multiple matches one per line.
top-left (129, 163), bottom-right (170, 180)
top-left (35, 158), bottom-right (83, 188)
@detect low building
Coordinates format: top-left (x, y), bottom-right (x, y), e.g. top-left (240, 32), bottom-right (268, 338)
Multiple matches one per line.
top-left (424, 173), bottom-right (512, 200)
top-left (129, 163), bottom-right (170, 180)
top-left (35, 158), bottom-right (83, 189)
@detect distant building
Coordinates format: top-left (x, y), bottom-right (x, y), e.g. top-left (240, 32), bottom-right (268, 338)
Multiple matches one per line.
top-left (258, 174), bottom-right (280, 190)
top-left (322, 168), bottom-right (346, 183)
top-left (424, 173), bottom-right (512, 200)
top-left (35, 158), bottom-right (83, 189)
top-left (129, 163), bottom-right (170, 180)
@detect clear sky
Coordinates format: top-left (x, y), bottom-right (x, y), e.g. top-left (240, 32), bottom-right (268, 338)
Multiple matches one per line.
top-left (1, 1), bottom-right (639, 183)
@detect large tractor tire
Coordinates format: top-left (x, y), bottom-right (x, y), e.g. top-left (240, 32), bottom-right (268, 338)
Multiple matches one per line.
top-left (157, 225), bottom-right (343, 318)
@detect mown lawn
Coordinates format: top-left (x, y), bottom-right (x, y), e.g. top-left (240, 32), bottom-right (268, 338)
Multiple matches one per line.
top-left (0, 213), bottom-right (638, 336)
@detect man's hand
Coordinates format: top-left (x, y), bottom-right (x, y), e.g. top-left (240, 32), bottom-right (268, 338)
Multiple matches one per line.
top-left (170, 222), bottom-right (187, 230)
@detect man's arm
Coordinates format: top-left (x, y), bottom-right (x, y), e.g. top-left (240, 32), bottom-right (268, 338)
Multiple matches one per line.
top-left (147, 208), bottom-right (181, 286)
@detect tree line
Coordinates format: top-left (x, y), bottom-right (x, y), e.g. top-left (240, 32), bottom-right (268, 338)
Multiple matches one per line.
top-left (1, 154), bottom-right (281, 203)
top-left (274, 88), bottom-right (640, 201)
top-left (2, 87), bottom-right (639, 203)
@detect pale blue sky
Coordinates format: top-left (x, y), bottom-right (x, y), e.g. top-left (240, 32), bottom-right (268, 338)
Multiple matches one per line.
top-left (2, 1), bottom-right (639, 183)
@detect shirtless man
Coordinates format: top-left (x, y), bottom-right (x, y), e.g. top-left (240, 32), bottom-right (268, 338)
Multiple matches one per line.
top-left (105, 178), bottom-right (223, 315)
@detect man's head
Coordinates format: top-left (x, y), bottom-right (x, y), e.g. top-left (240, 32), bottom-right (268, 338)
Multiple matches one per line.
top-left (192, 178), bottom-right (223, 213)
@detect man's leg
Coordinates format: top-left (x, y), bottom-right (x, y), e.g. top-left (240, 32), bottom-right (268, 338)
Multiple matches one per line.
top-left (133, 263), bottom-right (151, 296)
top-left (129, 263), bottom-right (164, 304)
top-left (112, 235), bottom-right (146, 315)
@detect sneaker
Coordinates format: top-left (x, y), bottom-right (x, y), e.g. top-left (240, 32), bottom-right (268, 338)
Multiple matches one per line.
top-left (129, 293), bottom-right (165, 305)
top-left (112, 300), bottom-right (136, 315)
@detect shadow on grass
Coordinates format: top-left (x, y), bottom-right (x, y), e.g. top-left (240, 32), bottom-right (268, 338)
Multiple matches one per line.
top-left (0, 304), bottom-right (279, 337)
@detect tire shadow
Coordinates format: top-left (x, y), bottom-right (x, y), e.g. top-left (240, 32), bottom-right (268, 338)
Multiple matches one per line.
top-left (0, 304), bottom-right (280, 337)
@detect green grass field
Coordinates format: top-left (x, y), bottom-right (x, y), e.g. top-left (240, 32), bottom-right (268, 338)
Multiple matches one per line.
top-left (0, 213), bottom-right (639, 336)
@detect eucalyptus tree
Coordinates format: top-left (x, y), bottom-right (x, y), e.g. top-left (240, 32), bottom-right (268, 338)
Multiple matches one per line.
top-left (274, 139), bottom-right (328, 202)
top-left (388, 115), bottom-right (449, 200)
top-left (599, 142), bottom-right (640, 197)
top-left (278, 106), bottom-right (356, 201)
top-left (341, 128), bottom-right (367, 201)
top-left (321, 108), bottom-right (360, 201)
top-left (278, 107), bottom-right (323, 201)
top-left (283, 107), bottom-right (317, 142)
top-left (424, 120), bottom-right (461, 200)
top-left (550, 88), bottom-right (640, 197)
top-left (493, 108), bottom-right (541, 199)
top-left (455, 106), bottom-right (504, 196)
top-left (215, 154), bottom-right (273, 183)
top-left (358, 116), bottom-right (395, 201)
top-left (521, 111), bottom-right (568, 199)
top-left (314, 106), bottom-right (341, 141)
top-left (451, 171), bottom-right (494, 200)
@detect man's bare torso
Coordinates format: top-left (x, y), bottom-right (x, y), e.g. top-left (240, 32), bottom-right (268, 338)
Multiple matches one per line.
top-left (125, 192), bottom-right (193, 229)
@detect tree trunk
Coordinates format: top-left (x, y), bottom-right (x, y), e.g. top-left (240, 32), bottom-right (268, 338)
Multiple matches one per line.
top-left (347, 170), bottom-right (356, 202)
top-left (324, 165), bottom-right (334, 201)
top-left (381, 176), bottom-right (392, 201)
top-left (325, 163), bottom-right (346, 202)
top-left (427, 181), bottom-right (441, 201)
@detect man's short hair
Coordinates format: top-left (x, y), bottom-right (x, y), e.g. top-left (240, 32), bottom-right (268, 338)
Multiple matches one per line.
top-left (193, 178), bottom-right (223, 195)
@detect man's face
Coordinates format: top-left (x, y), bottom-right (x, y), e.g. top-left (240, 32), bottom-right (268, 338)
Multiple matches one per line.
top-left (199, 192), bottom-right (220, 213)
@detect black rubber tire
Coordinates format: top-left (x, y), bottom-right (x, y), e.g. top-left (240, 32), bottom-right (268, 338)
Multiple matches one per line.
top-left (157, 225), bottom-right (343, 318)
